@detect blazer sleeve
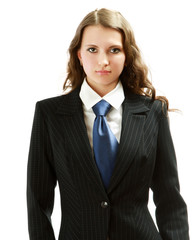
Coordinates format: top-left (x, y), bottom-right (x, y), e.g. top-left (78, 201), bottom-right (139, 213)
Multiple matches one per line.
top-left (27, 102), bottom-right (57, 240)
top-left (151, 107), bottom-right (189, 240)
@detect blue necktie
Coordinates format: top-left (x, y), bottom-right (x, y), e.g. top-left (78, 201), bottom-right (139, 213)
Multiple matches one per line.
top-left (92, 100), bottom-right (118, 189)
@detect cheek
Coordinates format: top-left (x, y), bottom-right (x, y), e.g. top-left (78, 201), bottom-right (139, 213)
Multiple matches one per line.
top-left (82, 56), bottom-right (96, 73)
top-left (82, 61), bottom-right (92, 76)
top-left (112, 57), bottom-right (126, 71)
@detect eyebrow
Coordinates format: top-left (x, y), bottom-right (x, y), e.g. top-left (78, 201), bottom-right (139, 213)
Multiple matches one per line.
top-left (85, 44), bottom-right (123, 48)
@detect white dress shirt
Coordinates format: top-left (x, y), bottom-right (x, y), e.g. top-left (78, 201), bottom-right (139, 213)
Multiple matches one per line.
top-left (79, 79), bottom-right (125, 148)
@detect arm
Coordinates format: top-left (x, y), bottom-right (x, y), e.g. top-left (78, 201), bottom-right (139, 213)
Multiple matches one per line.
top-left (27, 102), bottom-right (57, 240)
top-left (151, 108), bottom-right (189, 240)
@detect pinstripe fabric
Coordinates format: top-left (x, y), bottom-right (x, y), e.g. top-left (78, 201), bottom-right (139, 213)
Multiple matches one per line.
top-left (27, 87), bottom-right (189, 240)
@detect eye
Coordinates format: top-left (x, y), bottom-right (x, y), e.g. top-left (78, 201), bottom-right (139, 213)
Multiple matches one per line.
top-left (110, 48), bottom-right (121, 54)
top-left (87, 47), bottom-right (97, 53)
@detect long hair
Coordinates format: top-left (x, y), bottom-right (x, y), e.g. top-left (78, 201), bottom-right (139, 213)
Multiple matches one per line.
top-left (63, 8), bottom-right (169, 109)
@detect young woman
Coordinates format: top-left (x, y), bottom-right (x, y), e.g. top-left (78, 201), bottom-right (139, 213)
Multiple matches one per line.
top-left (27, 8), bottom-right (189, 240)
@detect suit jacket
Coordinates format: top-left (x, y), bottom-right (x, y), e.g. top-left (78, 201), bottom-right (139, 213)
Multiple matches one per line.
top-left (27, 87), bottom-right (189, 240)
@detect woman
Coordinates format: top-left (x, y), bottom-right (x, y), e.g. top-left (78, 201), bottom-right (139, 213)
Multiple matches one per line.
top-left (27, 8), bottom-right (189, 240)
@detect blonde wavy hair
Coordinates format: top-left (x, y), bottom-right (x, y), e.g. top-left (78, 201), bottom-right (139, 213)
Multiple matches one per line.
top-left (63, 8), bottom-right (168, 108)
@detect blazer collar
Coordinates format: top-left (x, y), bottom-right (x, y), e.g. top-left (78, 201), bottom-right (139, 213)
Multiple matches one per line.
top-left (107, 92), bottom-right (150, 194)
top-left (55, 87), bottom-right (151, 195)
top-left (56, 87), bottom-right (150, 115)
top-left (55, 87), bottom-right (107, 196)
top-left (122, 91), bottom-right (150, 113)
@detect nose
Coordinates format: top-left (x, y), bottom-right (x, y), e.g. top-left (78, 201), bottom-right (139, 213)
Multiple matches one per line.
top-left (98, 52), bottom-right (109, 67)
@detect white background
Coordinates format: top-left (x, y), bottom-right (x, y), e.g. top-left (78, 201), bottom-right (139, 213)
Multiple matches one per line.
top-left (0, 0), bottom-right (195, 239)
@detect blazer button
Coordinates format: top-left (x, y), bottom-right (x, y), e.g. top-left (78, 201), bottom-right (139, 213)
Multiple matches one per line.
top-left (101, 201), bottom-right (109, 208)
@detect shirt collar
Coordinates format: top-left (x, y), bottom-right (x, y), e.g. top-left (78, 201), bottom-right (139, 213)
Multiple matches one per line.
top-left (79, 79), bottom-right (125, 110)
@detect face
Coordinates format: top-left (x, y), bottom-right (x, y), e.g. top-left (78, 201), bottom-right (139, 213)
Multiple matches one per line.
top-left (77, 25), bottom-right (126, 96)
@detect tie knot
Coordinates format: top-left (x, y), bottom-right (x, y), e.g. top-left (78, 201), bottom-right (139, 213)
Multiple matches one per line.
top-left (92, 100), bottom-right (111, 116)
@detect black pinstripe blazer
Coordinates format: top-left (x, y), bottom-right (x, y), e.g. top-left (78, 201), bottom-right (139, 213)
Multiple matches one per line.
top-left (27, 87), bottom-right (189, 240)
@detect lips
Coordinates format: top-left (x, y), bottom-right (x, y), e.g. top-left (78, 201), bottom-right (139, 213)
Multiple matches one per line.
top-left (95, 70), bottom-right (111, 75)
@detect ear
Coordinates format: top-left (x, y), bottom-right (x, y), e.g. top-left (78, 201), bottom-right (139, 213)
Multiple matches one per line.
top-left (124, 59), bottom-right (127, 67)
top-left (77, 50), bottom-right (83, 66)
top-left (77, 50), bottom-right (82, 61)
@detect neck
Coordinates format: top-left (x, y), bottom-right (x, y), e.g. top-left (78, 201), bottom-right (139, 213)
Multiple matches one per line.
top-left (86, 80), bottom-right (119, 97)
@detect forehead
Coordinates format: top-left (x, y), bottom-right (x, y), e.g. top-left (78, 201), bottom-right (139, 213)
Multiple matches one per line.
top-left (81, 25), bottom-right (123, 46)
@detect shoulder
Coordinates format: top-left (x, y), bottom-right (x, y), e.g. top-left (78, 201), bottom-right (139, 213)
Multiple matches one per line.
top-left (142, 95), bottom-right (164, 111)
top-left (37, 94), bottom-right (65, 106)
top-left (125, 92), bottom-right (166, 117)
top-left (142, 95), bottom-right (168, 119)
top-left (35, 88), bottom-right (81, 115)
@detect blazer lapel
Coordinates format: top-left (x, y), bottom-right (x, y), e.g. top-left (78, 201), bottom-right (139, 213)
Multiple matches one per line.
top-left (56, 88), bottom-right (106, 194)
top-left (108, 94), bottom-right (150, 194)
